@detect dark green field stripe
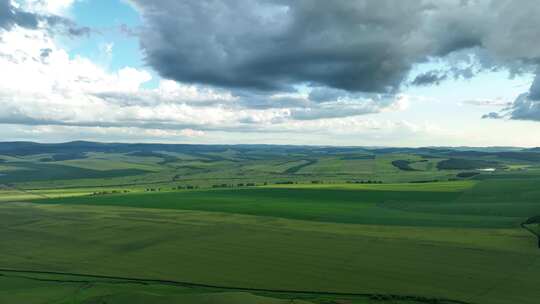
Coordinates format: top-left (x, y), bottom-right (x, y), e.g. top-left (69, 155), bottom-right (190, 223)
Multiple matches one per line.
top-left (283, 159), bottom-right (317, 174)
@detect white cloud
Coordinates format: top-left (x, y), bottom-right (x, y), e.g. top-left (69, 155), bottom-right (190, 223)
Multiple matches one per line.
top-left (0, 12), bottom-right (431, 145)
top-left (3, 2), bottom-right (540, 146)
top-left (0, 27), bottom-right (226, 129)
top-left (0, 24), bottom-right (410, 131)
top-left (461, 98), bottom-right (511, 107)
top-left (17, 0), bottom-right (76, 16)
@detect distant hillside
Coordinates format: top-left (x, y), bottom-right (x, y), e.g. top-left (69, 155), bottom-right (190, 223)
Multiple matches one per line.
top-left (0, 141), bottom-right (532, 156)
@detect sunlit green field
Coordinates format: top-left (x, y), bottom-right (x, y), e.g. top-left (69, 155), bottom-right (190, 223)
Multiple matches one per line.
top-left (2, 143), bottom-right (540, 303)
top-left (0, 178), bottom-right (537, 304)
top-left (32, 180), bottom-right (529, 228)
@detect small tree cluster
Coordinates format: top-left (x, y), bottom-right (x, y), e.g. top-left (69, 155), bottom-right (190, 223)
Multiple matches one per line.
top-left (274, 181), bottom-right (296, 185)
top-left (172, 185), bottom-right (199, 190)
top-left (91, 190), bottom-right (129, 196)
top-left (521, 216), bottom-right (540, 248)
top-left (212, 184), bottom-right (231, 188)
top-left (237, 183), bottom-right (256, 187)
top-left (347, 180), bottom-right (383, 184)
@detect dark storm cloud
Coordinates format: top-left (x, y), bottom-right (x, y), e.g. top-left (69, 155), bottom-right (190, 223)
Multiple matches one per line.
top-left (483, 72), bottom-right (540, 121)
top-left (130, 0), bottom-right (540, 97)
top-left (506, 93), bottom-right (540, 121)
top-left (129, 0), bottom-right (540, 124)
top-left (308, 88), bottom-right (348, 103)
top-left (0, 0), bottom-right (90, 37)
top-left (411, 71), bottom-right (448, 86)
top-left (131, 0), bottom-right (433, 93)
top-left (529, 72), bottom-right (540, 101)
top-left (502, 74), bottom-right (540, 121)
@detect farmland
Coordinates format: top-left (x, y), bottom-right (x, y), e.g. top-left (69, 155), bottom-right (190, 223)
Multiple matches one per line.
top-left (1, 142), bottom-right (540, 303)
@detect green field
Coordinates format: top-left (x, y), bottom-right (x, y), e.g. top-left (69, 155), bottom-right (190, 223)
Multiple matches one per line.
top-left (31, 181), bottom-right (528, 228)
top-left (1, 142), bottom-right (540, 303)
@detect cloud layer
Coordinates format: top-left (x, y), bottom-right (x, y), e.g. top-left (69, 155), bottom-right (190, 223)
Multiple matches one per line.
top-left (131, 0), bottom-right (540, 93)
top-left (0, 0), bottom-right (89, 35)
top-left (125, 0), bottom-right (540, 125)
top-left (3, 0), bottom-right (540, 145)
top-left (484, 72), bottom-right (540, 121)
top-left (0, 21), bottom-right (405, 137)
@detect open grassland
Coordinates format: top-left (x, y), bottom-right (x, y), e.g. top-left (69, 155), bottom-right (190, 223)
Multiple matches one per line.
top-left (5, 145), bottom-right (540, 190)
top-left (1, 201), bottom-right (538, 304)
top-left (0, 272), bottom-right (462, 304)
top-left (266, 181), bottom-right (475, 192)
top-left (3, 143), bottom-right (540, 303)
top-left (0, 274), bottom-right (318, 304)
top-left (32, 180), bottom-right (529, 228)
top-left (13, 179), bottom-right (540, 304)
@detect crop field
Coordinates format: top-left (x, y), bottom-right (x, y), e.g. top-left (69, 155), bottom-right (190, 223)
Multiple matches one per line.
top-left (1, 142), bottom-right (540, 303)
top-left (32, 181), bottom-right (525, 228)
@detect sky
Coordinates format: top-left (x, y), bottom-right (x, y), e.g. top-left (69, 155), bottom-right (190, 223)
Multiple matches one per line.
top-left (1, 0), bottom-right (540, 147)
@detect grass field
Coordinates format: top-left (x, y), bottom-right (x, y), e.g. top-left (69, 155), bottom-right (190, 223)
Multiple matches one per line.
top-left (1, 142), bottom-right (540, 304)
top-left (1, 200), bottom-right (538, 304)
top-left (32, 181), bottom-right (526, 228)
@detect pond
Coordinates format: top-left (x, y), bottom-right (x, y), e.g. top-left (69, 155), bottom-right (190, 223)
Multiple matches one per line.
top-left (478, 168), bottom-right (495, 172)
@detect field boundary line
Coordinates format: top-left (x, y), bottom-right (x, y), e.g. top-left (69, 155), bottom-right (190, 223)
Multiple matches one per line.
top-left (0, 268), bottom-right (475, 304)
